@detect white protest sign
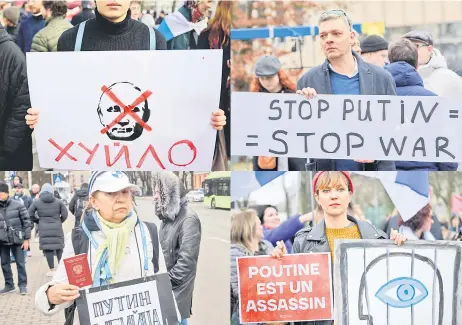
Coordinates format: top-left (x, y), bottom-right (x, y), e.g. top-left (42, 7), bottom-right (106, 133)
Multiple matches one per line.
top-left (232, 93), bottom-right (462, 162)
top-left (77, 275), bottom-right (179, 325)
top-left (27, 50), bottom-right (222, 170)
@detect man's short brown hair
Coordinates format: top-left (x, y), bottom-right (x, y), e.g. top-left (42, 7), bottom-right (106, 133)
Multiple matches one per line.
top-left (388, 38), bottom-right (419, 68)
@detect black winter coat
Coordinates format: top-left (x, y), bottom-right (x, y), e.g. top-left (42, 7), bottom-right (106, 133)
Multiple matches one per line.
top-left (0, 27), bottom-right (32, 170)
top-left (69, 188), bottom-right (88, 219)
top-left (0, 197), bottom-right (32, 243)
top-left (28, 192), bottom-right (68, 250)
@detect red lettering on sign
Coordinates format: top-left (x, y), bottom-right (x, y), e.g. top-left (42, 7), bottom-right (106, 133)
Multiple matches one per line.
top-left (168, 140), bottom-right (197, 167)
top-left (104, 144), bottom-right (132, 168)
top-left (49, 139), bottom-right (77, 162)
top-left (78, 143), bottom-right (100, 165)
top-left (47, 138), bottom-right (199, 169)
top-left (136, 145), bottom-right (166, 169)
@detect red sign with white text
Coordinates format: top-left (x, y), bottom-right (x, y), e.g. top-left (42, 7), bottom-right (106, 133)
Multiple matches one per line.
top-left (237, 253), bottom-right (333, 323)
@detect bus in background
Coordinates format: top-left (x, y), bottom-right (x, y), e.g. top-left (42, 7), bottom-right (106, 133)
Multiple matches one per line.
top-left (202, 171), bottom-right (230, 210)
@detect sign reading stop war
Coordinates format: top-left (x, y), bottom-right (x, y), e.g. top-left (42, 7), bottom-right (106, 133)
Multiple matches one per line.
top-left (26, 50), bottom-right (222, 170)
top-left (231, 92), bottom-right (462, 162)
top-left (237, 253), bottom-right (333, 323)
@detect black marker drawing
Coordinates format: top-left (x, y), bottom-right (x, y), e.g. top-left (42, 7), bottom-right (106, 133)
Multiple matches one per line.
top-left (98, 81), bottom-right (152, 141)
top-left (336, 241), bottom-right (462, 325)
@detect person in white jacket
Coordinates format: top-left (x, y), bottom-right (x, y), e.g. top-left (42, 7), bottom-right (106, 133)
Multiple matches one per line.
top-left (403, 30), bottom-right (462, 98)
top-left (35, 171), bottom-right (180, 323)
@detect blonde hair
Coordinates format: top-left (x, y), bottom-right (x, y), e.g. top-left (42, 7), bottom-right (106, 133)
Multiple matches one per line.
top-left (231, 209), bottom-right (259, 253)
top-left (315, 172), bottom-right (351, 194)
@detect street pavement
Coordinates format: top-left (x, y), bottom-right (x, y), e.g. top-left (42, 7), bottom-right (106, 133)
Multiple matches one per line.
top-left (0, 197), bottom-right (230, 325)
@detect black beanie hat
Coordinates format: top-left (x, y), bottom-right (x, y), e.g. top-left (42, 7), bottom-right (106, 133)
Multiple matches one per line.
top-left (0, 182), bottom-right (9, 194)
top-left (360, 35), bottom-right (389, 54)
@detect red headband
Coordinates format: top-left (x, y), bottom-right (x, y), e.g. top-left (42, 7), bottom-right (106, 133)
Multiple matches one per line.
top-left (312, 171), bottom-right (355, 194)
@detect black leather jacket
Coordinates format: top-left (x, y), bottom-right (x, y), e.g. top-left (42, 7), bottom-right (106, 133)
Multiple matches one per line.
top-left (292, 216), bottom-right (387, 325)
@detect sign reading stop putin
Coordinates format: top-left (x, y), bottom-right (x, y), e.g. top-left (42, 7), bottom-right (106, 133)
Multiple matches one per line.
top-left (237, 253), bottom-right (333, 323)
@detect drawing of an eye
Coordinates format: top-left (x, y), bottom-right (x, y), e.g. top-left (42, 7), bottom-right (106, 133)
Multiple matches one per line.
top-left (375, 277), bottom-right (428, 308)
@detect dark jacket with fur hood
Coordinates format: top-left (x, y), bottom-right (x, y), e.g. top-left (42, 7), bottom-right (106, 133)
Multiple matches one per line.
top-left (152, 172), bottom-right (201, 320)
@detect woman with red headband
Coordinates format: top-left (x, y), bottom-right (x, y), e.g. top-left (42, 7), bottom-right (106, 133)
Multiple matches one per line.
top-left (272, 171), bottom-right (408, 325)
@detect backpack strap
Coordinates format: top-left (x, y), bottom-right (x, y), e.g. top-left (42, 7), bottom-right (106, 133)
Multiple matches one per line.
top-left (149, 27), bottom-right (156, 51)
top-left (143, 221), bottom-right (160, 273)
top-left (74, 21), bottom-right (86, 52)
top-left (65, 227), bottom-right (89, 325)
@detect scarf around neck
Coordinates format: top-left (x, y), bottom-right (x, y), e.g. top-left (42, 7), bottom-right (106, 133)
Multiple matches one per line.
top-left (89, 210), bottom-right (138, 286)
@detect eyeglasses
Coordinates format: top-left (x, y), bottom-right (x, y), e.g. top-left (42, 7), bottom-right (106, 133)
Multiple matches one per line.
top-left (320, 9), bottom-right (352, 29)
top-left (414, 43), bottom-right (429, 48)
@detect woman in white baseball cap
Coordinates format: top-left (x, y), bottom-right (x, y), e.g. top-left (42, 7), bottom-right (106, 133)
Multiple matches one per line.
top-left (35, 171), bottom-right (180, 324)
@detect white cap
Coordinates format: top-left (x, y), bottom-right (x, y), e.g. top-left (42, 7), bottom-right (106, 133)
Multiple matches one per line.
top-left (89, 171), bottom-right (141, 196)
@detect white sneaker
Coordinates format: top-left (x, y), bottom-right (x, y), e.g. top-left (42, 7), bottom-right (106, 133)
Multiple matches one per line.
top-left (46, 270), bottom-right (56, 277)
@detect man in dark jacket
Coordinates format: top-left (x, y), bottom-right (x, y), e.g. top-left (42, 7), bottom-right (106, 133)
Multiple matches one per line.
top-left (2, 7), bottom-right (20, 42)
top-left (16, 0), bottom-right (45, 53)
top-left (0, 26), bottom-right (33, 170)
top-left (297, 10), bottom-right (396, 171)
top-left (70, 0), bottom-right (95, 26)
top-left (152, 172), bottom-right (201, 324)
top-left (272, 172), bottom-right (407, 325)
top-left (384, 38), bottom-right (458, 171)
top-left (0, 181), bottom-right (31, 295)
top-left (12, 183), bottom-right (32, 209)
top-left (69, 182), bottom-right (89, 228)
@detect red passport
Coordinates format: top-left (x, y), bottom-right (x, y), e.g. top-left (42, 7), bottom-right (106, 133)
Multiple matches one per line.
top-left (64, 253), bottom-right (93, 288)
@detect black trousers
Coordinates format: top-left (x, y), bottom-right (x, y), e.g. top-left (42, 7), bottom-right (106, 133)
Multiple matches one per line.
top-left (0, 244), bottom-right (27, 288)
top-left (43, 249), bottom-right (63, 269)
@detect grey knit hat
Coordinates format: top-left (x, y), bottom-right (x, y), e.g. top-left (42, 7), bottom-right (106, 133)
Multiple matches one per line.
top-left (3, 7), bottom-right (20, 25)
top-left (255, 55), bottom-right (282, 77)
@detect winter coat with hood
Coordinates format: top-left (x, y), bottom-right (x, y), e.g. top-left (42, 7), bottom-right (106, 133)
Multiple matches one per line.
top-left (35, 211), bottom-right (173, 321)
top-left (230, 241), bottom-right (273, 325)
top-left (28, 185), bottom-right (68, 251)
top-left (31, 16), bottom-right (72, 52)
top-left (153, 172), bottom-right (201, 320)
top-left (0, 26), bottom-right (33, 170)
top-left (384, 61), bottom-right (458, 171)
top-left (292, 215), bottom-right (387, 325)
top-left (0, 196), bottom-right (32, 244)
top-left (418, 48), bottom-right (462, 98)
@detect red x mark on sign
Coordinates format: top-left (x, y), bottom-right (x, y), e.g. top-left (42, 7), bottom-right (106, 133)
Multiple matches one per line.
top-left (100, 85), bottom-right (153, 134)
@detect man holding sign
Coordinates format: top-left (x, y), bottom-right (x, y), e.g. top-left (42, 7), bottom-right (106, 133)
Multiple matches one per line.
top-left (271, 171), bottom-right (408, 325)
top-left (296, 9), bottom-right (396, 171)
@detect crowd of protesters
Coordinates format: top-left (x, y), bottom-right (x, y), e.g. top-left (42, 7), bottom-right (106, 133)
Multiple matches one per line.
top-left (243, 8), bottom-right (462, 172)
top-left (0, 0), bottom-right (230, 171)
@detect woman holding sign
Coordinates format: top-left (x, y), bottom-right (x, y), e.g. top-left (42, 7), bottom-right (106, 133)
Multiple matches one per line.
top-left (271, 171), bottom-right (408, 325)
top-left (230, 209), bottom-right (275, 325)
top-left (35, 171), bottom-right (180, 325)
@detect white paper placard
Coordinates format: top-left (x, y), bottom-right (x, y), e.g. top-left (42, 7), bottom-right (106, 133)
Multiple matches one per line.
top-left (231, 92), bottom-right (462, 162)
top-left (27, 50), bottom-right (223, 170)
